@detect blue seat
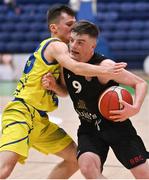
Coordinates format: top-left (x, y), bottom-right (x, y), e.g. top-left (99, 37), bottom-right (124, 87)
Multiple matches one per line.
top-left (107, 3), bottom-right (120, 11)
top-left (33, 14), bottom-right (46, 23)
top-left (130, 21), bottom-right (144, 30)
top-left (0, 32), bottom-right (11, 42)
top-left (39, 32), bottom-right (50, 41)
top-left (0, 5), bottom-right (7, 14)
top-left (25, 32), bottom-right (40, 41)
top-left (97, 12), bottom-right (118, 21)
top-left (19, 14), bottom-right (35, 22)
top-left (127, 31), bottom-right (142, 40)
top-left (120, 3), bottom-right (134, 12)
top-left (115, 21), bottom-right (130, 30)
top-left (21, 4), bottom-right (38, 14)
top-left (135, 2), bottom-right (149, 11)
top-left (97, 3), bottom-right (107, 12)
top-left (144, 21), bottom-right (149, 28)
top-left (97, 14), bottom-right (105, 22)
top-left (46, 0), bottom-right (69, 4)
top-left (17, 0), bottom-right (68, 5)
top-left (140, 41), bottom-right (149, 50)
top-left (142, 30), bottom-right (149, 39)
top-left (0, 14), bottom-right (7, 23)
top-left (16, 0), bottom-right (35, 5)
top-left (1, 23), bottom-right (16, 32)
top-left (6, 14), bottom-right (21, 23)
top-left (37, 4), bottom-right (48, 14)
top-left (15, 23), bottom-right (30, 32)
top-left (30, 23), bottom-right (45, 32)
top-left (20, 42), bottom-right (38, 53)
top-left (125, 41), bottom-right (140, 50)
top-left (109, 41), bottom-right (126, 51)
top-left (0, 43), bottom-right (6, 53)
top-left (100, 22), bottom-right (116, 31)
top-left (6, 42), bottom-right (22, 53)
top-left (11, 32), bottom-right (26, 42)
top-left (101, 31), bottom-right (114, 40)
top-left (112, 31), bottom-right (129, 40)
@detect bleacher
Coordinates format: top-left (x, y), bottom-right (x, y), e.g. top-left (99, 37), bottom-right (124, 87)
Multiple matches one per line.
top-left (97, 0), bottom-right (149, 68)
top-left (0, 0), bottom-right (69, 53)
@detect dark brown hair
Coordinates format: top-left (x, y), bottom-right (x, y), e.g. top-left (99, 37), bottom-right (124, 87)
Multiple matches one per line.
top-left (71, 20), bottom-right (99, 38)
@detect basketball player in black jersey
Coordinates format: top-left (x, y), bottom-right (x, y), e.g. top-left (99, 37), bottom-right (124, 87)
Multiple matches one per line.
top-left (42, 21), bottom-right (149, 179)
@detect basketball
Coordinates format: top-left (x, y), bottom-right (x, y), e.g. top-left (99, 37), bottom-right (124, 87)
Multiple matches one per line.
top-left (98, 86), bottom-right (133, 121)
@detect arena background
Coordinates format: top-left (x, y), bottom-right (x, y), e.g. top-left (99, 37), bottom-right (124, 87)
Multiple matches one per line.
top-left (0, 0), bottom-right (149, 179)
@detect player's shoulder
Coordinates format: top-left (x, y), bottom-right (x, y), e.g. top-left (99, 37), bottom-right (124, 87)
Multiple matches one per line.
top-left (93, 52), bottom-right (115, 65)
top-left (94, 52), bottom-right (107, 60)
top-left (47, 39), bottom-right (67, 51)
top-left (100, 58), bottom-right (115, 66)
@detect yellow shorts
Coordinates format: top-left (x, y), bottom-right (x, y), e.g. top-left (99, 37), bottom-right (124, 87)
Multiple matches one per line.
top-left (0, 100), bottom-right (73, 164)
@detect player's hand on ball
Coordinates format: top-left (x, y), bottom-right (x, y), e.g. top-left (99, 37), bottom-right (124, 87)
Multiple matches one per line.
top-left (98, 86), bottom-right (133, 121)
top-left (109, 100), bottom-right (138, 122)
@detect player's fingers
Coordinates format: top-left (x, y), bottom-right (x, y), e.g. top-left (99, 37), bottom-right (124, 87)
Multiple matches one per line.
top-left (119, 100), bottom-right (127, 107)
top-left (42, 82), bottom-right (49, 87)
top-left (114, 64), bottom-right (127, 71)
top-left (114, 118), bottom-right (126, 122)
top-left (46, 72), bottom-right (52, 76)
top-left (42, 80), bottom-right (47, 86)
top-left (109, 115), bottom-right (121, 119)
top-left (42, 74), bottom-right (47, 79)
top-left (42, 79), bottom-right (49, 85)
top-left (109, 110), bottom-right (122, 114)
top-left (113, 69), bottom-right (125, 74)
top-left (115, 62), bottom-right (127, 68)
top-left (114, 119), bottom-right (122, 122)
top-left (114, 67), bottom-right (125, 71)
top-left (42, 75), bottom-right (51, 80)
top-left (44, 73), bottom-right (53, 79)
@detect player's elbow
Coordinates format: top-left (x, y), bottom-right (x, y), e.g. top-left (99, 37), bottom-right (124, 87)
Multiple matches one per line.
top-left (141, 79), bottom-right (148, 91)
top-left (61, 91), bottom-right (69, 97)
top-left (134, 78), bottom-right (148, 91)
top-left (139, 78), bottom-right (147, 87)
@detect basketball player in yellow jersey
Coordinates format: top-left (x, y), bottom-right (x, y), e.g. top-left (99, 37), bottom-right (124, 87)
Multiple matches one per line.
top-left (0, 5), bottom-right (126, 179)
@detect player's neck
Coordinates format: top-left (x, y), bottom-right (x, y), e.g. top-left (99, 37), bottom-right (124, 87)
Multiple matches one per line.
top-left (81, 53), bottom-right (94, 63)
top-left (51, 34), bottom-right (60, 40)
top-left (51, 34), bottom-right (68, 44)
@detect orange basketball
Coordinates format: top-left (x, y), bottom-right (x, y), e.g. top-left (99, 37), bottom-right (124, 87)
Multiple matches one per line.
top-left (98, 86), bottom-right (133, 121)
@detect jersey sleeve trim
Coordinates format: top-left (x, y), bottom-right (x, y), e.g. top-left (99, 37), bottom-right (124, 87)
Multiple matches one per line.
top-left (41, 38), bottom-right (61, 65)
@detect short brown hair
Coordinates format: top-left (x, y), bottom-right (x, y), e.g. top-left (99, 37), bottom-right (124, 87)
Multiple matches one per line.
top-left (71, 20), bottom-right (99, 38)
top-left (47, 4), bottom-right (75, 25)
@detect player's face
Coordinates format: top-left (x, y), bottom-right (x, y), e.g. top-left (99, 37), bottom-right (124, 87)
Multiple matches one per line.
top-left (56, 12), bottom-right (76, 43)
top-left (69, 32), bottom-right (96, 62)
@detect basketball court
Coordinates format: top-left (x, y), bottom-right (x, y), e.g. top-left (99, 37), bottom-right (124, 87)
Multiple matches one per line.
top-left (0, 78), bottom-right (149, 179)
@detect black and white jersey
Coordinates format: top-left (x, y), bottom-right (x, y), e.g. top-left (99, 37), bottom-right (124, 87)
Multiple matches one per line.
top-left (63, 53), bottom-right (118, 123)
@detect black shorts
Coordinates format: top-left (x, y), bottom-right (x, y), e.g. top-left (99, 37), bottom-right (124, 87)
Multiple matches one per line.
top-left (77, 119), bottom-right (148, 169)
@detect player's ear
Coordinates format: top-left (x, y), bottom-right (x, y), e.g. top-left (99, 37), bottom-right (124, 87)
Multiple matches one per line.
top-left (92, 42), bottom-right (96, 50)
top-left (50, 24), bottom-right (57, 33)
top-left (91, 39), bottom-right (97, 49)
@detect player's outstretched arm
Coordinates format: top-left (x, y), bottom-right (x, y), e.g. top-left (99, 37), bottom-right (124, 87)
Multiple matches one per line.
top-left (100, 60), bottom-right (148, 121)
top-left (45, 41), bottom-right (127, 77)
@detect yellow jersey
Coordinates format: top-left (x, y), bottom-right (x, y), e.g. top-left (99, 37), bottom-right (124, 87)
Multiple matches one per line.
top-left (14, 37), bottom-right (61, 112)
